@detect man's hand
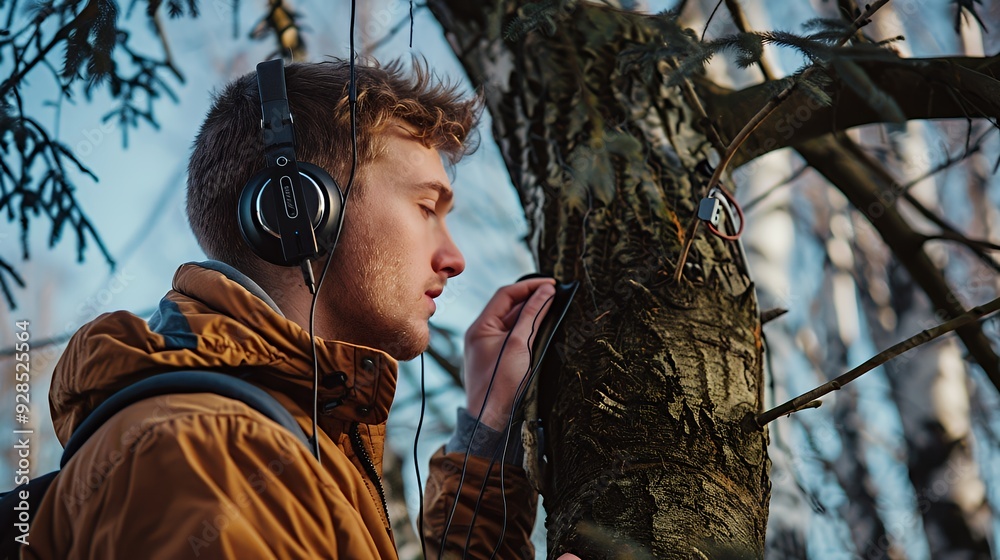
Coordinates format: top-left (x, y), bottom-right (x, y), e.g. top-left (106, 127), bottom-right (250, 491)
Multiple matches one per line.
top-left (464, 277), bottom-right (556, 431)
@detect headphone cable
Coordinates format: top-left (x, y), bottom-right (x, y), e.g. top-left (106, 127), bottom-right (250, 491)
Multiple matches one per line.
top-left (414, 353), bottom-right (429, 558)
top-left (462, 295), bottom-right (550, 559)
top-left (307, 0), bottom-right (360, 465)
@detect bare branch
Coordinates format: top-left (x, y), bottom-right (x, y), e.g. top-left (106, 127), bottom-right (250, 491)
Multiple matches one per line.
top-left (743, 164), bottom-right (808, 213)
top-left (0, 256), bottom-right (26, 310)
top-left (754, 294), bottom-right (1000, 428)
top-left (760, 307), bottom-right (789, 325)
top-left (900, 127), bottom-right (994, 193)
top-left (825, 128), bottom-right (1000, 272)
top-left (923, 232), bottom-right (1000, 255)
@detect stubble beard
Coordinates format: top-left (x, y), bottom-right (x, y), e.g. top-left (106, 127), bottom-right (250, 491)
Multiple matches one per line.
top-left (342, 299), bottom-right (429, 361)
top-left (323, 264), bottom-right (429, 361)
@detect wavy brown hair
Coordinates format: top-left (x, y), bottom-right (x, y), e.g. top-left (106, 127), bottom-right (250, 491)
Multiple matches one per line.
top-left (186, 58), bottom-right (481, 276)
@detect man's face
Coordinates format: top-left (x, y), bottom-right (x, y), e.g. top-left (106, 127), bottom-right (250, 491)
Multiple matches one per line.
top-left (323, 126), bottom-right (465, 360)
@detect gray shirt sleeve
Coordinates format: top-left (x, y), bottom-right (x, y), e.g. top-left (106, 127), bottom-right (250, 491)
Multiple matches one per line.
top-left (444, 407), bottom-right (524, 466)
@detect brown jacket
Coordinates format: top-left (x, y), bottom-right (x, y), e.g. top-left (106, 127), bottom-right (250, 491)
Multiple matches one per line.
top-left (24, 262), bottom-right (536, 559)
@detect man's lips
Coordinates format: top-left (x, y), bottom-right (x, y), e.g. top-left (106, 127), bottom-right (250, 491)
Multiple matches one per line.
top-left (425, 288), bottom-right (443, 299)
top-left (425, 288), bottom-right (443, 314)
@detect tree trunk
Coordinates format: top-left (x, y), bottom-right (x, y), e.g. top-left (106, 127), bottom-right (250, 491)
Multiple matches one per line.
top-left (429, 3), bottom-right (769, 557)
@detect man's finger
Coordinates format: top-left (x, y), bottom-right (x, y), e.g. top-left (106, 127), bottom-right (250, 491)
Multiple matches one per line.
top-left (500, 282), bottom-right (555, 331)
top-left (478, 277), bottom-right (556, 329)
top-left (499, 301), bottom-right (526, 330)
top-left (511, 283), bottom-right (554, 337)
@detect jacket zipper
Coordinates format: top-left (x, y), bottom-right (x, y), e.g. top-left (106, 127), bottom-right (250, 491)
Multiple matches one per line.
top-left (350, 422), bottom-right (391, 529)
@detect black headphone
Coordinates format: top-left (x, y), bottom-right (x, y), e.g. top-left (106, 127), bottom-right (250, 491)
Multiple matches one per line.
top-left (238, 59), bottom-right (344, 268)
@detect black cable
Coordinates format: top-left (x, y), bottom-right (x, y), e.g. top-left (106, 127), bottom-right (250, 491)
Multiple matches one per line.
top-left (437, 303), bottom-right (528, 559)
top-left (462, 435), bottom-right (507, 559)
top-left (307, 0), bottom-right (360, 464)
top-left (461, 295), bottom-right (550, 559)
top-left (308, 248), bottom-right (341, 464)
top-left (489, 295), bottom-right (558, 560)
top-left (414, 353), bottom-right (428, 559)
top-left (701, 0), bottom-right (725, 41)
top-left (461, 304), bottom-right (543, 556)
top-left (308, 273), bottom-right (322, 462)
top-left (408, 0), bottom-right (414, 48)
top-left (346, 0), bottom-right (358, 200)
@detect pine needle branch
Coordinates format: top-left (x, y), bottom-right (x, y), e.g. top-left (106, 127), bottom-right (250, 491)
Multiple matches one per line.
top-left (1, 0), bottom-right (193, 308)
top-left (674, 0), bottom-right (890, 281)
top-left (705, 0), bottom-right (888, 196)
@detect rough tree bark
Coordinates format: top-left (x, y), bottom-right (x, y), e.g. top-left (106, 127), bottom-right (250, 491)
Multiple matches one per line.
top-left (430, 2), bottom-right (768, 557)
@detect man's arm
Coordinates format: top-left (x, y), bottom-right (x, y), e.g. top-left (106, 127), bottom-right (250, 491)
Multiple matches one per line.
top-left (423, 442), bottom-right (538, 559)
top-left (422, 278), bottom-right (555, 559)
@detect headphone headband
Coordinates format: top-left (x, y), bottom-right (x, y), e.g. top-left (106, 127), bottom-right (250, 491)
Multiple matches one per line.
top-left (254, 59), bottom-right (317, 264)
top-left (257, 60), bottom-right (298, 168)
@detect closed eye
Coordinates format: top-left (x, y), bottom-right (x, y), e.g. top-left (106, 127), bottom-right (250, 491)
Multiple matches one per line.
top-left (420, 204), bottom-right (438, 217)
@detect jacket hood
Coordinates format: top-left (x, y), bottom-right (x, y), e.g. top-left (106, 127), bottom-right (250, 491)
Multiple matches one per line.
top-left (49, 261), bottom-right (399, 444)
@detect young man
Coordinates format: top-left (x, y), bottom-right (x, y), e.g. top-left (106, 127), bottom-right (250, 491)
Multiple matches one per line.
top-left (24, 60), bottom-right (554, 558)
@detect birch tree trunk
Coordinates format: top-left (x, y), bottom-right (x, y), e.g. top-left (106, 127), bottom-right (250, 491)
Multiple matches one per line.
top-left (429, 2), bottom-right (769, 557)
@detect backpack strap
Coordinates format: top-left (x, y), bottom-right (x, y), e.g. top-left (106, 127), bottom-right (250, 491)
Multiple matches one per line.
top-left (62, 370), bottom-right (310, 466)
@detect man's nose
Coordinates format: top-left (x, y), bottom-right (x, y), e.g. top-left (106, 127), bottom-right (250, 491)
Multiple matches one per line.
top-left (435, 230), bottom-right (465, 278)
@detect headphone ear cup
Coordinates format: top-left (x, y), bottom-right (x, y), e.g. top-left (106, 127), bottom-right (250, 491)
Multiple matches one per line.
top-left (237, 163), bottom-right (344, 266)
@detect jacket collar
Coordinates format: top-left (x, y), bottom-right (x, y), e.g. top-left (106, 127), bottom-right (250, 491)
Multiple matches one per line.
top-left (167, 261), bottom-right (400, 426)
top-left (50, 261), bottom-right (398, 443)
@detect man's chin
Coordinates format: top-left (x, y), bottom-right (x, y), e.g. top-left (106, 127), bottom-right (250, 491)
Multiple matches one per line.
top-left (385, 344), bottom-right (428, 362)
top-left (377, 324), bottom-right (430, 362)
